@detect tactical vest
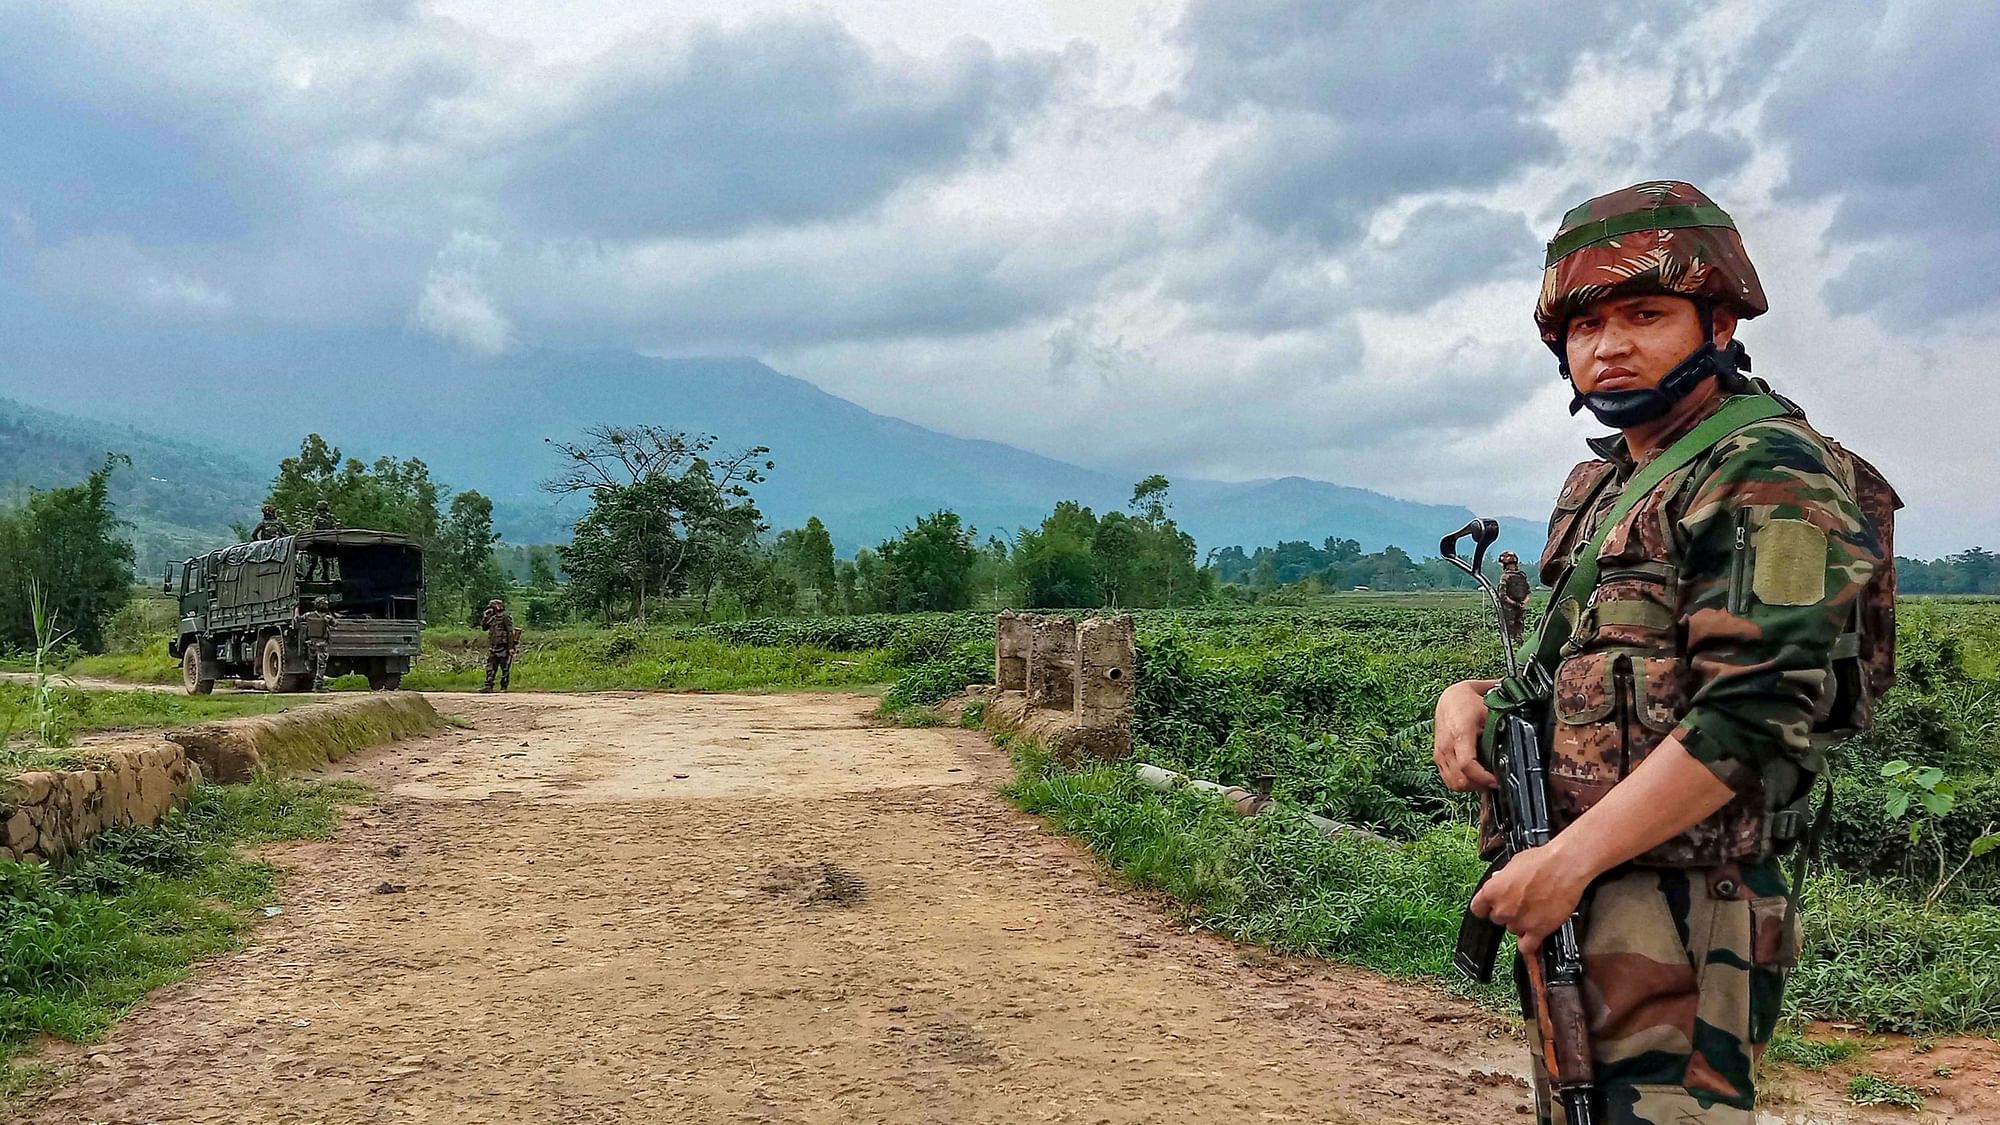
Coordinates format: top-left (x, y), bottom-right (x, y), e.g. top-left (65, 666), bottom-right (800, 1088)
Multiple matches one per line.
top-left (1527, 399), bottom-right (1897, 866)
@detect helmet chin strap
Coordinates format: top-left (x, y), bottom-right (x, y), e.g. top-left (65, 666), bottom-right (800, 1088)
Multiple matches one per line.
top-left (1560, 303), bottom-right (1752, 428)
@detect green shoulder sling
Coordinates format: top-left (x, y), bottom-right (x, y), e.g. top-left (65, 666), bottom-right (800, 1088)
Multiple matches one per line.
top-left (1496, 393), bottom-right (1790, 708)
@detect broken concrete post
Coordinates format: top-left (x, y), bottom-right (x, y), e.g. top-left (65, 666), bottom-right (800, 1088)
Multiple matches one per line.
top-left (995, 610), bottom-right (1037, 692)
top-left (1071, 614), bottom-right (1136, 759)
top-left (1026, 615), bottom-right (1078, 710)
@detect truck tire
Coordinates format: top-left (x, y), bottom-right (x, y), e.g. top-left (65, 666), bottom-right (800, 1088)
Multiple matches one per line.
top-left (261, 636), bottom-right (311, 693)
top-left (183, 645), bottom-right (215, 696)
top-left (368, 672), bottom-right (403, 692)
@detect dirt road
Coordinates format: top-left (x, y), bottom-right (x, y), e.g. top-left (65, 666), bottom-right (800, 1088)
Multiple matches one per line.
top-left (11, 691), bottom-right (1954, 1123)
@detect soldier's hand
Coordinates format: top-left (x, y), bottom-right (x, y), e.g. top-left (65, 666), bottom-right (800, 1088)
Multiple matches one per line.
top-left (1470, 842), bottom-right (1590, 952)
top-left (1434, 679), bottom-right (1499, 792)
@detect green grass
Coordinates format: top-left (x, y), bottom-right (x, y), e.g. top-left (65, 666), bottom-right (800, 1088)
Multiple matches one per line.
top-left (1767, 1028), bottom-right (1869, 1070)
top-left (67, 640), bottom-right (180, 685)
top-left (403, 631), bottom-right (905, 692)
top-left (1844, 1073), bottom-right (1925, 1108)
top-left (1004, 737), bottom-right (1511, 1007)
top-left (1009, 740), bottom-right (2000, 1033)
top-left (0, 683), bottom-right (307, 770)
top-left (0, 777), bottom-right (365, 1063)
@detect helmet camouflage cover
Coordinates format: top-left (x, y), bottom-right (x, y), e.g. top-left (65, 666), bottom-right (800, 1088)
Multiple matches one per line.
top-left (1535, 180), bottom-right (1767, 348)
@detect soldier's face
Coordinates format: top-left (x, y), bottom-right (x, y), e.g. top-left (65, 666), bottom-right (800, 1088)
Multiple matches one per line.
top-left (1564, 295), bottom-right (1737, 395)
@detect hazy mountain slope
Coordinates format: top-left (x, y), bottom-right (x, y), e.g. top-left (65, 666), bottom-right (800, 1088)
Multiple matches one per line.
top-left (0, 347), bottom-right (1544, 562)
top-left (0, 396), bottom-right (265, 574)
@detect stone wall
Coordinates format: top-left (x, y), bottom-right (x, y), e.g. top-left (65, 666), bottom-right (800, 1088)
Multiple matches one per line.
top-left (1, 741), bottom-right (199, 864)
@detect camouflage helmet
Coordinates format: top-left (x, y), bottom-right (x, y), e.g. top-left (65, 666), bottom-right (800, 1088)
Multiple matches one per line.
top-left (313, 596), bottom-right (330, 610)
top-left (315, 499), bottom-right (331, 511)
top-left (262, 503), bottom-right (277, 517)
top-left (488, 597), bottom-right (505, 609)
top-left (1498, 550), bottom-right (1520, 565)
top-left (1535, 181), bottom-right (1767, 350)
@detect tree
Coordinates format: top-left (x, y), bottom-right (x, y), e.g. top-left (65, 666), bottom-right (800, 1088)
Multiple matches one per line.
top-left (0, 456), bottom-right (135, 653)
top-left (876, 510), bottom-right (979, 612)
top-left (438, 490), bottom-right (507, 624)
top-left (527, 546), bottom-right (560, 589)
top-left (1015, 502), bottom-right (1099, 608)
top-left (1092, 511), bottom-right (1142, 607)
top-left (543, 426), bottom-right (772, 622)
top-left (775, 517), bottom-right (839, 612)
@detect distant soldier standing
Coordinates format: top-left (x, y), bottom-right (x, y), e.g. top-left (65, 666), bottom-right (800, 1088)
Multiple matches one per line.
top-left (1497, 550), bottom-right (1531, 648)
top-left (1432, 182), bottom-right (1895, 1124)
top-left (311, 499), bottom-right (337, 530)
top-left (252, 504), bottom-right (289, 541)
top-left (299, 596), bottom-right (334, 692)
top-left (480, 597), bottom-right (518, 693)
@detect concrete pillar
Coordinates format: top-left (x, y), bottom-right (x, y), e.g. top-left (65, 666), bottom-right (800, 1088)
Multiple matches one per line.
top-left (1026, 615), bottom-right (1078, 710)
top-left (1073, 614), bottom-right (1135, 759)
top-left (995, 610), bottom-right (1036, 692)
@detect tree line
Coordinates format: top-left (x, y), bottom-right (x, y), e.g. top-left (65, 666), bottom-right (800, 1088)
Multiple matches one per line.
top-left (11, 422), bottom-right (2000, 653)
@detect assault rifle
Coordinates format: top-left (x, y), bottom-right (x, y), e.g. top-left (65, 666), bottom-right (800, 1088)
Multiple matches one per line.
top-left (1440, 518), bottom-right (1598, 1125)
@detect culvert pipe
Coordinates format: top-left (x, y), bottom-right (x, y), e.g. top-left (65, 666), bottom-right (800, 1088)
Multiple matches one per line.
top-left (1135, 763), bottom-right (1393, 847)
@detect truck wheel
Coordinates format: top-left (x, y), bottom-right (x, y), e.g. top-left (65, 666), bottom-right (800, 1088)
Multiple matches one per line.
top-left (261, 636), bottom-right (297, 693)
top-left (367, 672), bottom-right (403, 692)
top-left (183, 645), bottom-right (215, 696)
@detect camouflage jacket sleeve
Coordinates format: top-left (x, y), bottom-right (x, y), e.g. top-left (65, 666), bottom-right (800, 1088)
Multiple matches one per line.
top-left (1669, 419), bottom-right (1881, 790)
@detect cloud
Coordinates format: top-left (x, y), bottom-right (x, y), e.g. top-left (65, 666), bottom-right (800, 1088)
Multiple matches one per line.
top-left (1173, 0), bottom-right (1695, 246)
top-left (501, 15), bottom-right (1064, 238)
top-left (1763, 0), bottom-right (2000, 322)
top-left (414, 233), bottom-right (513, 354)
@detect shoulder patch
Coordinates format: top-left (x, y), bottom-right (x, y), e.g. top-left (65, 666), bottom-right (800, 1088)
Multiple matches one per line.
top-left (1752, 518), bottom-right (1828, 606)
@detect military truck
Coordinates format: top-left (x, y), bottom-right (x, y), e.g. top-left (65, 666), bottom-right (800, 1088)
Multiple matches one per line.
top-left (165, 530), bottom-right (425, 695)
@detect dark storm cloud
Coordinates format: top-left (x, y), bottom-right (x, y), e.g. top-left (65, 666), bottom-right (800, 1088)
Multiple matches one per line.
top-left (0, 8), bottom-right (257, 244)
top-left (1173, 0), bottom-right (1695, 245)
top-left (504, 15), bottom-right (1063, 238)
top-left (1764, 0), bottom-right (2000, 322)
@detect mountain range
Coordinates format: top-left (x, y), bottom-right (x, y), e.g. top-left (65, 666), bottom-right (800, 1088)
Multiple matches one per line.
top-left (0, 344), bottom-right (1544, 571)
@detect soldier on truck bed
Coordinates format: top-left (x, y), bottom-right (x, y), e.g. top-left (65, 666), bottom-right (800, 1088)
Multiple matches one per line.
top-left (311, 500), bottom-right (337, 530)
top-left (251, 504), bottom-right (288, 541)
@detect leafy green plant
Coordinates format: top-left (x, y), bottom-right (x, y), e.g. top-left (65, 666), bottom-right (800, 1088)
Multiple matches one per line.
top-left (1844, 1073), bottom-right (1924, 1108)
top-left (24, 580), bottom-right (77, 749)
top-left (1881, 759), bottom-right (2000, 906)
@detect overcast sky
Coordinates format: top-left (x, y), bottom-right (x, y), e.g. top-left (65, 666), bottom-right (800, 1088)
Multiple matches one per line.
top-left (1, 0), bottom-right (1993, 555)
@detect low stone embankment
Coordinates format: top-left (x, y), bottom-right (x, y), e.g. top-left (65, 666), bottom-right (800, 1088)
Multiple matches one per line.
top-left (1, 693), bottom-right (444, 863)
top-left (165, 691), bottom-right (443, 782)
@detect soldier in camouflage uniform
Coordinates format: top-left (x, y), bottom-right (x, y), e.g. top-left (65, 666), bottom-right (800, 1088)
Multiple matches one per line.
top-left (480, 597), bottom-right (516, 693)
top-left (1497, 550), bottom-right (1531, 648)
top-left (299, 596), bottom-right (334, 692)
top-left (310, 500), bottom-right (337, 530)
top-left (1432, 182), bottom-right (1887, 1124)
top-left (251, 504), bottom-right (289, 541)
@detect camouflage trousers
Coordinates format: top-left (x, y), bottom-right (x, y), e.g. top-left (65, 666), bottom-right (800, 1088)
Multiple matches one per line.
top-left (307, 641), bottom-right (329, 693)
top-left (483, 648), bottom-right (512, 692)
top-left (1501, 605), bottom-right (1527, 649)
top-left (1521, 860), bottom-right (1797, 1124)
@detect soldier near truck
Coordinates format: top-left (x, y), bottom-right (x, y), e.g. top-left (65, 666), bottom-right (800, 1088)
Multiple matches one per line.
top-left (479, 597), bottom-right (518, 693)
top-left (168, 529), bottom-right (425, 694)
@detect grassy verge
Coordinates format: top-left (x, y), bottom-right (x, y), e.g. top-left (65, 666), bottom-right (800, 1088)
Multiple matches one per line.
top-left (0, 684), bottom-right (308, 776)
top-left (1008, 741), bottom-right (2000, 1034)
top-left (1004, 735), bottom-right (1512, 1007)
top-left (0, 777), bottom-right (364, 1063)
top-left (403, 633), bottom-right (905, 692)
